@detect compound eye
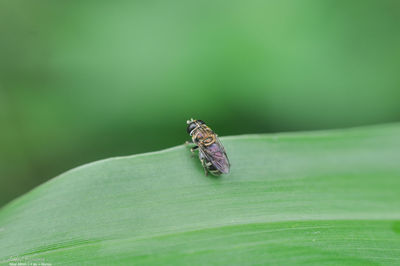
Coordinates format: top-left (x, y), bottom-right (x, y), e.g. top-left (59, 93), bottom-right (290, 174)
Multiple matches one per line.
top-left (197, 120), bottom-right (205, 124)
top-left (187, 123), bottom-right (197, 134)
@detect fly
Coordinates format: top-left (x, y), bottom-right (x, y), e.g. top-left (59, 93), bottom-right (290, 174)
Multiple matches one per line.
top-left (186, 118), bottom-right (230, 176)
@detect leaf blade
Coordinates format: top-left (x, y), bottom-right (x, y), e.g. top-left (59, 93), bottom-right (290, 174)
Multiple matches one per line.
top-left (1, 123), bottom-right (400, 265)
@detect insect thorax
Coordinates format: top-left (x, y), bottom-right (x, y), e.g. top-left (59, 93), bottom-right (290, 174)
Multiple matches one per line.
top-left (192, 125), bottom-right (216, 146)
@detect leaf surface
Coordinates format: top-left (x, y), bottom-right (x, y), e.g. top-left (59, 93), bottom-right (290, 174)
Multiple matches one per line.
top-left (1, 124), bottom-right (400, 265)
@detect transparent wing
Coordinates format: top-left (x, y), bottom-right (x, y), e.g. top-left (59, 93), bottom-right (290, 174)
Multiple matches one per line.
top-left (201, 136), bottom-right (230, 174)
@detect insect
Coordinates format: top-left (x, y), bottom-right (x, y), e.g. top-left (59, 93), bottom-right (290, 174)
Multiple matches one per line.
top-left (186, 118), bottom-right (230, 176)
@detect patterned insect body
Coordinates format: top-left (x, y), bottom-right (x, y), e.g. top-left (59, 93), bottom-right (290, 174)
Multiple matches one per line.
top-left (186, 119), bottom-right (230, 176)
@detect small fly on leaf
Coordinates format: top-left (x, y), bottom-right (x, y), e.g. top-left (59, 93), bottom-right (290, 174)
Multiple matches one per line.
top-left (186, 118), bottom-right (230, 176)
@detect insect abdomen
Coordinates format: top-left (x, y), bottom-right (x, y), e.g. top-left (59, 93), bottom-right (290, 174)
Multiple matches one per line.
top-left (199, 150), bottom-right (222, 176)
top-left (207, 164), bottom-right (222, 175)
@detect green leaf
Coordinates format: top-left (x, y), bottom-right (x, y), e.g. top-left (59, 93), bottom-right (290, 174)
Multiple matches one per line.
top-left (1, 123), bottom-right (400, 265)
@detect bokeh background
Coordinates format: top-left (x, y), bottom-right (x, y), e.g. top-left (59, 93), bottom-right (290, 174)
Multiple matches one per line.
top-left (1, 0), bottom-right (399, 207)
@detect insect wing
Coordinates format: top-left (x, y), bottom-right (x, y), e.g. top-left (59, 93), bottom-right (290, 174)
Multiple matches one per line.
top-left (201, 137), bottom-right (230, 174)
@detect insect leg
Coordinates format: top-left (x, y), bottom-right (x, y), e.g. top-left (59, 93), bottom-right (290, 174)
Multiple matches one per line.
top-left (190, 146), bottom-right (198, 153)
top-left (200, 158), bottom-right (209, 176)
top-left (188, 146), bottom-right (199, 158)
top-left (185, 141), bottom-right (198, 157)
top-left (184, 140), bottom-right (193, 146)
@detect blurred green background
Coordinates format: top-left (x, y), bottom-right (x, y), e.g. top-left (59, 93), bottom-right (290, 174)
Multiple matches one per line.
top-left (1, 0), bottom-right (399, 207)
